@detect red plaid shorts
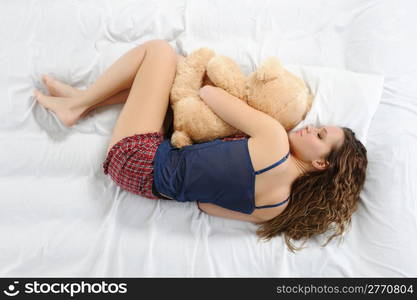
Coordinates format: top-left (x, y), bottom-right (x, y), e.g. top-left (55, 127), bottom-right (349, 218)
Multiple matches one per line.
top-left (102, 132), bottom-right (165, 199)
top-left (102, 132), bottom-right (247, 199)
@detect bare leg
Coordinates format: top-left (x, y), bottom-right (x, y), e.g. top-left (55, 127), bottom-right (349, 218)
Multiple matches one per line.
top-left (80, 89), bottom-right (131, 118)
top-left (41, 74), bottom-right (131, 118)
top-left (34, 47), bottom-right (184, 127)
top-left (41, 76), bottom-right (175, 134)
top-left (34, 40), bottom-right (182, 126)
top-left (34, 43), bottom-right (146, 127)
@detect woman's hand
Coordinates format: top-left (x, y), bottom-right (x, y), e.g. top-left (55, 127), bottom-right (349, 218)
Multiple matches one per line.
top-left (199, 85), bottom-right (220, 102)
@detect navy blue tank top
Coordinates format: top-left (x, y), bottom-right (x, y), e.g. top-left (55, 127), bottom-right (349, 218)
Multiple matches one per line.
top-left (152, 137), bottom-right (290, 214)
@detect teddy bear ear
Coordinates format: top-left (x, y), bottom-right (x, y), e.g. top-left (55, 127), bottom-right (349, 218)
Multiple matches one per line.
top-left (255, 57), bottom-right (284, 82)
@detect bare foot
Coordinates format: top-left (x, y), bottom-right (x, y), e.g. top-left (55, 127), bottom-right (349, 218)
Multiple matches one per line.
top-left (42, 75), bottom-right (84, 98)
top-left (33, 89), bottom-right (87, 127)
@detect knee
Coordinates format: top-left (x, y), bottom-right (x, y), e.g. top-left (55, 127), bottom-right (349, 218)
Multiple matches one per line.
top-left (144, 39), bottom-right (176, 59)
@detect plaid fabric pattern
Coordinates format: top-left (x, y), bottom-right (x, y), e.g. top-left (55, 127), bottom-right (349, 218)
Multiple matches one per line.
top-left (102, 132), bottom-right (165, 199)
top-left (219, 134), bottom-right (248, 142)
top-left (102, 132), bottom-right (248, 199)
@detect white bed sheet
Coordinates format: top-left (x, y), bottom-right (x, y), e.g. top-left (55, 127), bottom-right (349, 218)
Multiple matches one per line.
top-left (1, 0), bottom-right (416, 277)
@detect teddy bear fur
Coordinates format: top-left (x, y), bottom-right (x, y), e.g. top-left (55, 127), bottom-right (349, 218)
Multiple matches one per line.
top-left (169, 48), bottom-right (313, 148)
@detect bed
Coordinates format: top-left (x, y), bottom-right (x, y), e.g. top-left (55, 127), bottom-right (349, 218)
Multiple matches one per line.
top-left (1, 0), bottom-right (416, 277)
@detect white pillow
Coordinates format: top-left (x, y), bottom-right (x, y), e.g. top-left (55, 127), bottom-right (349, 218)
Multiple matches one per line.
top-left (285, 65), bottom-right (384, 146)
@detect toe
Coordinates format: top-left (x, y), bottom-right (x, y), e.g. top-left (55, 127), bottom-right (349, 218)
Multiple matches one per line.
top-left (42, 74), bottom-right (49, 85)
top-left (43, 75), bottom-right (58, 96)
top-left (34, 89), bottom-right (47, 106)
top-left (43, 75), bottom-right (56, 87)
top-left (33, 90), bottom-right (51, 110)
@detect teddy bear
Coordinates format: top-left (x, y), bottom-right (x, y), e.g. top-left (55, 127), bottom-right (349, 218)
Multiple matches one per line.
top-left (169, 48), bottom-right (313, 148)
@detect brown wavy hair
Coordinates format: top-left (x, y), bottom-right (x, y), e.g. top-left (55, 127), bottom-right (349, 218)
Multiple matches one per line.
top-left (256, 127), bottom-right (368, 252)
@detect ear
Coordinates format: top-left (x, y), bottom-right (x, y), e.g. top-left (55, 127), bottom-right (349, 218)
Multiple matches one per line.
top-left (312, 159), bottom-right (329, 170)
top-left (255, 57), bottom-right (284, 82)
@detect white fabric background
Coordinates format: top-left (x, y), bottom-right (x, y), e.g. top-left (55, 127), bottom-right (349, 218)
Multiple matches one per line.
top-left (0, 0), bottom-right (416, 277)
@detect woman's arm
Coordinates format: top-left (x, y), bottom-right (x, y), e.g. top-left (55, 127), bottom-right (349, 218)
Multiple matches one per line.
top-left (199, 86), bottom-right (287, 140)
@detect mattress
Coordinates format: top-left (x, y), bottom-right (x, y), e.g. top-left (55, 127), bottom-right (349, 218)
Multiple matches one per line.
top-left (0, 0), bottom-right (416, 277)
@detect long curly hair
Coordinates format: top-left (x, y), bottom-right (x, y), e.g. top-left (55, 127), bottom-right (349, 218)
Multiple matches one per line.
top-left (255, 127), bottom-right (368, 252)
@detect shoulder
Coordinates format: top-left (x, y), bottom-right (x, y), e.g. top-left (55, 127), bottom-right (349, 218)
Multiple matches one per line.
top-left (249, 122), bottom-right (289, 154)
top-left (247, 128), bottom-right (290, 172)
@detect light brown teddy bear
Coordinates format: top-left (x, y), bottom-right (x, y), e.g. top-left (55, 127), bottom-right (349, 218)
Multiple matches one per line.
top-left (169, 48), bottom-right (313, 148)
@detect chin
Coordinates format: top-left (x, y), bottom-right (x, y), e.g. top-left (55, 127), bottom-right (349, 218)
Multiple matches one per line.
top-left (287, 132), bottom-right (300, 156)
top-left (287, 130), bottom-right (297, 144)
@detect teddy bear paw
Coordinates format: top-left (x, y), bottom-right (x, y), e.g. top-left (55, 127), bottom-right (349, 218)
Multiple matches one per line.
top-left (171, 130), bottom-right (193, 148)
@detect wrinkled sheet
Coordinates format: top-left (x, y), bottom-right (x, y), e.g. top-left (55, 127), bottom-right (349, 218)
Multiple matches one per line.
top-left (0, 0), bottom-right (416, 277)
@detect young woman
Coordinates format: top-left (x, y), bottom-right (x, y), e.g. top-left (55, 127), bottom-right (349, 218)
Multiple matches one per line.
top-left (34, 39), bottom-right (368, 251)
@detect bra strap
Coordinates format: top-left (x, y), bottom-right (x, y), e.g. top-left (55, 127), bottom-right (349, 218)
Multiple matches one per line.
top-left (255, 196), bottom-right (290, 209)
top-left (254, 151), bottom-right (290, 175)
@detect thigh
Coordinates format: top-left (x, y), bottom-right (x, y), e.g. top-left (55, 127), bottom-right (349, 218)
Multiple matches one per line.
top-left (106, 40), bottom-right (178, 155)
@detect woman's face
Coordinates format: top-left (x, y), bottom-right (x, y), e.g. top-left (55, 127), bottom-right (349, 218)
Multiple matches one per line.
top-left (288, 125), bottom-right (345, 169)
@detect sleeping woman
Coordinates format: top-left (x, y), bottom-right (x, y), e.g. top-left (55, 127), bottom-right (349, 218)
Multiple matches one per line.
top-left (34, 39), bottom-right (368, 251)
